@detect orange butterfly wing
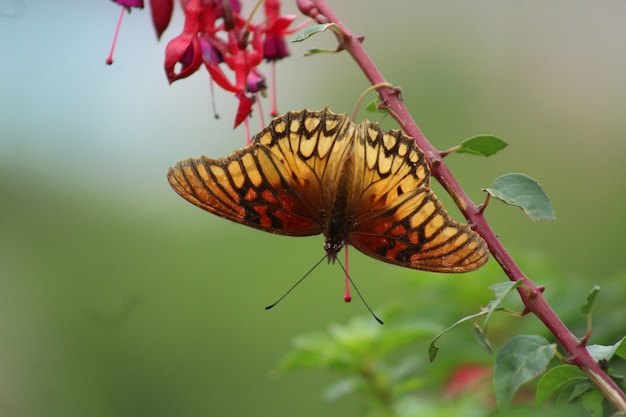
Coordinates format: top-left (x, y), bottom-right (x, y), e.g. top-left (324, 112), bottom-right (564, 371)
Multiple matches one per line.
top-left (166, 109), bottom-right (351, 236)
top-left (344, 121), bottom-right (488, 272)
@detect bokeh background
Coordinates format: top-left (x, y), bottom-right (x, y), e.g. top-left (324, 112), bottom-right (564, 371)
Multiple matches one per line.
top-left (1, 1), bottom-right (625, 416)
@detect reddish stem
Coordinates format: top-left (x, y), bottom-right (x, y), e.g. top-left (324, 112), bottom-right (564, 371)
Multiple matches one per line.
top-left (307, 0), bottom-right (626, 410)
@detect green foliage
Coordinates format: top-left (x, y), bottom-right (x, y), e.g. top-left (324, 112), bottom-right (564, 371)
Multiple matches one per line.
top-left (493, 335), bottom-right (557, 411)
top-left (587, 337), bottom-right (626, 362)
top-left (483, 173), bottom-right (556, 221)
top-left (276, 308), bottom-right (439, 408)
top-left (276, 259), bottom-right (626, 417)
top-left (291, 23), bottom-right (338, 43)
top-left (536, 365), bottom-right (588, 405)
top-left (428, 309), bottom-right (491, 362)
top-left (581, 286), bottom-right (601, 317)
top-left (366, 99), bottom-right (389, 115)
top-left (536, 353), bottom-right (626, 416)
top-left (291, 23), bottom-right (344, 56)
top-left (455, 135), bottom-right (508, 157)
top-left (429, 280), bottom-right (523, 361)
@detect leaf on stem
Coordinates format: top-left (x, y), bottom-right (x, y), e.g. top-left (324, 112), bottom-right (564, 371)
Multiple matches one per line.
top-left (430, 282), bottom-right (523, 362)
top-left (429, 309), bottom-right (491, 362)
top-left (303, 47), bottom-right (341, 56)
top-left (580, 285), bottom-right (600, 316)
top-left (587, 336), bottom-right (626, 362)
top-left (471, 323), bottom-right (493, 355)
top-left (494, 335), bottom-right (556, 411)
top-left (456, 135), bottom-right (508, 157)
top-left (365, 99), bottom-right (388, 114)
top-left (291, 23), bottom-right (337, 42)
top-left (482, 281), bottom-right (524, 330)
top-left (535, 364), bottom-right (587, 405)
top-left (483, 173), bottom-right (556, 221)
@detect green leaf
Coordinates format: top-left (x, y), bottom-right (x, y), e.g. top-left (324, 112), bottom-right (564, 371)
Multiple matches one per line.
top-left (616, 336), bottom-right (626, 360)
top-left (469, 281), bottom-right (523, 355)
top-left (429, 309), bottom-right (489, 362)
top-left (581, 285), bottom-right (600, 316)
top-left (569, 379), bottom-right (594, 401)
top-left (536, 365), bottom-right (587, 405)
top-left (489, 281), bottom-right (522, 300)
top-left (471, 323), bottom-right (493, 355)
top-left (580, 388), bottom-right (604, 416)
top-left (484, 281), bottom-right (523, 326)
top-left (456, 134), bottom-right (508, 157)
top-left (365, 99), bottom-right (388, 114)
top-left (323, 377), bottom-right (360, 401)
top-left (587, 336), bottom-right (626, 362)
top-left (431, 283), bottom-right (522, 362)
top-left (494, 335), bottom-right (556, 411)
top-left (275, 333), bottom-right (346, 372)
top-left (303, 48), bottom-right (339, 56)
top-left (483, 173), bottom-right (556, 221)
top-left (276, 314), bottom-right (435, 373)
top-left (291, 23), bottom-right (337, 42)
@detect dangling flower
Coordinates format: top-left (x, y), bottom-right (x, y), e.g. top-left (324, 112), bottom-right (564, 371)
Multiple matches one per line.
top-left (262, 0), bottom-right (297, 62)
top-left (108, 0), bottom-right (306, 128)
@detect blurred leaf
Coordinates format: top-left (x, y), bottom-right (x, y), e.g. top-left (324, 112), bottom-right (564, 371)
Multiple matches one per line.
top-left (276, 333), bottom-right (346, 372)
top-left (472, 323), bottom-right (493, 355)
top-left (581, 285), bottom-right (600, 316)
top-left (568, 379), bottom-right (594, 401)
top-left (323, 377), bottom-right (360, 401)
top-left (277, 315), bottom-right (435, 373)
top-left (494, 335), bottom-right (556, 411)
top-left (390, 358), bottom-right (425, 397)
top-left (536, 365), bottom-right (587, 405)
top-left (587, 336), bottom-right (626, 362)
top-left (580, 389), bottom-right (604, 416)
top-left (483, 173), bottom-right (556, 221)
top-left (456, 134), bottom-right (508, 157)
top-left (429, 310), bottom-right (489, 362)
top-left (303, 48), bottom-right (340, 56)
top-left (291, 23), bottom-right (337, 42)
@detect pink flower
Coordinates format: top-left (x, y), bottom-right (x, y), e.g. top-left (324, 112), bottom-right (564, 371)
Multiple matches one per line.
top-left (109, 0), bottom-right (303, 128)
top-left (263, 0), bottom-right (298, 61)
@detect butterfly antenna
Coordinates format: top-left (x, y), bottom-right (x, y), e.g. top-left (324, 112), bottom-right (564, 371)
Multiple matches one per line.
top-left (335, 259), bottom-right (384, 325)
top-left (265, 254), bottom-right (327, 310)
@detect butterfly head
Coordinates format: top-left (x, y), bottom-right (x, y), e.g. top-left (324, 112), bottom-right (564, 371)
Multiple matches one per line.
top-left (324, 236), bottom-right (344, 264)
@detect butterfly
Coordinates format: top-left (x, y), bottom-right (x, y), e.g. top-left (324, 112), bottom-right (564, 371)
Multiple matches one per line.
top-left (167, 108), bottom-right (488, 272)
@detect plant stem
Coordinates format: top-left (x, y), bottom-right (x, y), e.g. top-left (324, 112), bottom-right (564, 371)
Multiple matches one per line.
top-left (306, 0), bottom-right (626, 410)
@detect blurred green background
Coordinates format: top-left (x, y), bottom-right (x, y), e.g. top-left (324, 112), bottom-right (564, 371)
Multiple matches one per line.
top-left (1, 1), bottom-right (625, 416)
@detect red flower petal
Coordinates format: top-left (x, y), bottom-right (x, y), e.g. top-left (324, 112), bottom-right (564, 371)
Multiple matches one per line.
top-left (164, 35), bottom-right (203, 83)
top-left (149, 0), bottom-right (173, 40)
top-left (204, 62), bottom-right (239, 93)
top-left (233, 94), bottom-right (254, 128)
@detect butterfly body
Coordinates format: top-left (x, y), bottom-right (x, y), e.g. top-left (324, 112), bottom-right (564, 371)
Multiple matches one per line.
top-left (168, 108), bottom-right (488, 272)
